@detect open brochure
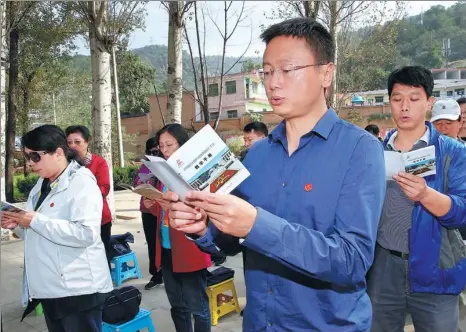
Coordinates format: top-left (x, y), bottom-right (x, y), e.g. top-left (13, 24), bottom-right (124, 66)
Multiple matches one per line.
top-left (142, 124), bottom-right (250, 200)
top-left (384, 145), bottom-right (436, 180)
top-left (1, 201), bottom-right (27, 213)
top-left (117, 183), bottom-right (164, 200)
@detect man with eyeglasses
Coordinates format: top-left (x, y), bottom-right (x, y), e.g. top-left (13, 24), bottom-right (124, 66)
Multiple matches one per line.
top-left (164, 18), bottom-right (385, 331)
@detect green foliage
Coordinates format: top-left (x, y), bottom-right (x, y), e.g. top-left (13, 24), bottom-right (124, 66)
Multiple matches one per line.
top-left (115, 48), bottom-right (156, 115)
top-left (226, 136), bottom-right (245, 157)
top-left (112, 166), bottom-right (140, 189)
top-left (14, 173), bottom-right (40, 201)
top-left (245, 111), bottom-right (264, 122)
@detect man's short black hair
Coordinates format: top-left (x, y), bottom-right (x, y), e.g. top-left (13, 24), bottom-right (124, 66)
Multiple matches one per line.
top-left (387, 66), bottom-right (434, 98)
top-left (260, 17), bottom-right (334, 64)
top-left (65, 125), bottom-right (91, 142)
top-left (243, 122), bottom-right (269, 137)
top-left (457, 97), bottom-right (466, 106)
top-left (364, 124), bottom-right (380, 136)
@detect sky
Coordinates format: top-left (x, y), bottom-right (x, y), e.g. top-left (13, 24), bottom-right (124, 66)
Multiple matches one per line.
top-left (76, 1), bottom-right (459, 57)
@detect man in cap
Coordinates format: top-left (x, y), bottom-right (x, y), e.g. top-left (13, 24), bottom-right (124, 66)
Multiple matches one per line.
top-left (431, 99), bottom-right (466, 145)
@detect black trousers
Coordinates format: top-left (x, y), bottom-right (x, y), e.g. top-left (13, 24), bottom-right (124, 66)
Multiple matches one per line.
top-left (100, 222), bottom-right (112, 268)
top-left (142, 213), bottom-right (163, 281)
top-left (43, 304), bottom-right (104, 332)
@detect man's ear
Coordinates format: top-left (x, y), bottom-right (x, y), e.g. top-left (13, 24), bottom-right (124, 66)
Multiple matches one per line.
top-left (427, 96), bottom-right (436, 110)
top-left (322, 63), bottom-right (335, 89)
top-left (56, 147), bottom-right (65, 157)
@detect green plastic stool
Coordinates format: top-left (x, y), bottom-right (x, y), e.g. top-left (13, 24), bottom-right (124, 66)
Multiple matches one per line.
top-left (35, 303), bottom-right (43, 316)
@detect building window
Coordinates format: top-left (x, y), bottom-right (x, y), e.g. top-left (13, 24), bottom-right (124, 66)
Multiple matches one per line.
top-left (375, 96), bottom-right (384, 103)
top-left (227, 110), bottom-right (238, 118)
top-left (432, 91), bottom-right (440, 97)
top-left (226, 81), bottom-right (236, 94)
top-left (455, 88), bottom-right (465, 96)
top-left (209, 83), bottom-right (219, 96)
top-left (210, 112), bottom-right (219, 121)
top-left (252, 82), bottom-right (258, 94)
top-left (447, 91), bottom-right (453, 96)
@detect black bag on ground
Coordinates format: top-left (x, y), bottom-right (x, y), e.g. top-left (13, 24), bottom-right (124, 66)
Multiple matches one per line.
top-left (206, 266), bottom-right (235, 286)
top-left (102, 286), bottom-right (142, 324)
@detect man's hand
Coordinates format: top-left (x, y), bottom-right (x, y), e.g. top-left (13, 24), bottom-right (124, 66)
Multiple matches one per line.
top-left (1, 211), bottom-right (36, 228)
top-left (163, 191), bottom-right (208, 236)
top-left (185, 191), bottom-right (258, 238)
top-left (1, 215), bottom-right (18, 229)
top-left (393, 172), bottom-right (428, 201)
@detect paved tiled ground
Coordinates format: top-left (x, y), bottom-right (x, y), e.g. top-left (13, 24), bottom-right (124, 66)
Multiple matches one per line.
top-left (2, 191), bottom-right (466, 331)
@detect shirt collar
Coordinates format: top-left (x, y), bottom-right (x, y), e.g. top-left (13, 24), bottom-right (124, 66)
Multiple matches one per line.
top-left (387, 126), bottom-right (430, 150)
top-left (84, 151), bottom-right (93, 166)
top-left (270, 109), bottom-right (339, 144)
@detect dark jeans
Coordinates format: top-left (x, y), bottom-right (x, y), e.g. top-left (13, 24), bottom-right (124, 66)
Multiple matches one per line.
top-left (100, 222), bottom-right (112, 268)
top-left (43, 304), bottom-right (104, 332)
top-left (142, 213), bottom-right (163, 282)
top-left (162, 249), bottom-right (211, 332)
top-left (367, 245), bottom-right (459, 332)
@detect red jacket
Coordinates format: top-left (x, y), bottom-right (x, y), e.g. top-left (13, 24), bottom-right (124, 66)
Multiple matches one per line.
top-left (151, 181), bottom-right (211, 273)
top-left (86, 154), bottom-right (112, 225)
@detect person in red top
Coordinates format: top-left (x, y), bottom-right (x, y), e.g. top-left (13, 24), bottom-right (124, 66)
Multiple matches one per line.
top-left (144, 124), bottom-right (212, 332)
top-left (66, 125), bottom-right (112, 266)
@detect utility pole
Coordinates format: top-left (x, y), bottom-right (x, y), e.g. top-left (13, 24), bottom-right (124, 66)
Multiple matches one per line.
top-left (111, 46), bottom-right (124, 168)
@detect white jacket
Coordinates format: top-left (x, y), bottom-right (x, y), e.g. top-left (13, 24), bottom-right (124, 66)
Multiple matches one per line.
top-left (14, 161), bottom-right (113, 305)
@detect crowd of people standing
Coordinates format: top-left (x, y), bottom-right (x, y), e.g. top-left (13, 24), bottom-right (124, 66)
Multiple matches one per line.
top-left (3, 16), bottom-right (466, 332)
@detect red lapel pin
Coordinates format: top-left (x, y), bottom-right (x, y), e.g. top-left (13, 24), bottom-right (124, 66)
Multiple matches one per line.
top-left (50, 202), bottom-right (55, 207)
top-left (304, 184), bottom-right (313, 192)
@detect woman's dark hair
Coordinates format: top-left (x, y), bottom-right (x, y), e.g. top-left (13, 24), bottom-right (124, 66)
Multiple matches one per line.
top-left (65, 125), bottom-right (91, 142)
top-left (155, 124), bottom-right (189, 148)
top-left (22, 125), bottom-right (83, 165)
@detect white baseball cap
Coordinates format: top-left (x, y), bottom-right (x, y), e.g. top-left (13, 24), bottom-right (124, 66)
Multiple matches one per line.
top-left (431, 99), bottom-right (461, 122)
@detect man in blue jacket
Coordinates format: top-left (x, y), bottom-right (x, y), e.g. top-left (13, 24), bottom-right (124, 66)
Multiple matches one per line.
top-left (164, 17), bottom-right (386, 331)
top-left (367, 66), bottom-right (466, 332)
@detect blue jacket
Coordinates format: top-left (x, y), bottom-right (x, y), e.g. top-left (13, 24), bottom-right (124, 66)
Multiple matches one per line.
top-left (383, 122), bottom-right (466, 295)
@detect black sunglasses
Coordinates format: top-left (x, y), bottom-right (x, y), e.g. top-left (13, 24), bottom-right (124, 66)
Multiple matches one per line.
top-left (23, 151), bottom-right (48, 163)
top-left (147, 149), bottom-right (159, 156)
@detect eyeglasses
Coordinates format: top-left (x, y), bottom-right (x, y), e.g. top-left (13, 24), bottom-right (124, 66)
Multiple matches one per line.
top-left (67, 139), bottom-right (85, 146)
top-left (260, 63), bottom-right (326, 82)
top-left (158, 141), bottom-right (178, 150)
top-left (23, 151), bottom-right (48, 163)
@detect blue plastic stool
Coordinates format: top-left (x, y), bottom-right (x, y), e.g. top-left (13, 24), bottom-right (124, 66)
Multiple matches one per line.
top-left (102, 308), bottom-right (155, 332)
top-left (110, 251), bottom-right (142, 286)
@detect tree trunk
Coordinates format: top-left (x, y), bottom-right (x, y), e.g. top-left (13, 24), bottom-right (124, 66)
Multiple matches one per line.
top-left (166, 1), bottom-right (183, 124)
top-left (193, 2), bottom-right (209, 125)
top-left (328, 0), bottom-right (339, 109)
top-left (304, 1), bottom-right (320, 19)
top-left (88, 1), bottom-right (115, 219)
top-left (22, 86), bottom-right (30, 176)
top-left (5, 1), bottom-right (19, 202)
top-left (0, 0), bottom-right (6, 200)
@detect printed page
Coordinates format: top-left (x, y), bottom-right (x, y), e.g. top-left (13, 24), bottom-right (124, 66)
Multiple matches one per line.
top-left (384, 151), bottom-right (405, 180)
top-left (166, 124), bottom-right (250, 194)
top-left (402, 145), bottom-right (436, 178)
top-left (142, 156), bottom-right (193, 200)
top-left (1, 201), bottom-right (26, 213)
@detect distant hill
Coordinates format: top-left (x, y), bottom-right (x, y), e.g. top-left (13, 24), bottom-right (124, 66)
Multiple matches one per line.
top-left (69, 2), bottom-right (466, 92)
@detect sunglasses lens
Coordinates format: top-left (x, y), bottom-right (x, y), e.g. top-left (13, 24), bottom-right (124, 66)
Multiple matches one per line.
top-left (24, 152), bottom-right (41, 163)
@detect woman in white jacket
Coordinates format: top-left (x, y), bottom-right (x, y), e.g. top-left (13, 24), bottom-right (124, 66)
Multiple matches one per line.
top-left (1, 125), bottom-right (113, 332)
